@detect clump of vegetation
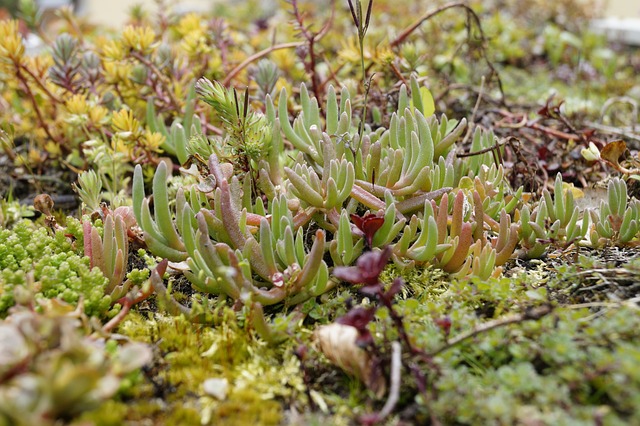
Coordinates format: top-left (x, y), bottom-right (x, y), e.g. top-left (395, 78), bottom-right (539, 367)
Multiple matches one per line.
top-left (1, 0), bottom-right (639, 424)
top-left (0, 298), bottom-right (151, 426)
top-left (0, 219), bottom-right (111, 317)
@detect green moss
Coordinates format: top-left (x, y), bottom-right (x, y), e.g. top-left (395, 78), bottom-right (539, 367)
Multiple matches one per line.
top-left (73, 401), bottom-right (128, 426)
top-left (206, 389), bottom-right (282, 426)
top-left (165, 405), bottom-right (202, 426)
top-left (346, 267), bottom-right (640, 424)
top-left (113, 311), bottom-right (308, 424)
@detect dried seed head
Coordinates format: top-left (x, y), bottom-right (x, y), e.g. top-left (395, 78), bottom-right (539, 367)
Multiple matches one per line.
top-left (33, 194), bottom-right (54, 216)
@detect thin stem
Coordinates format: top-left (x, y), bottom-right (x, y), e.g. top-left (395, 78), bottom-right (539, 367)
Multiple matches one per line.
top-left (583, 121), bottom-right (640, 143)
top-left (429, 304), bottom-right (552, 357)
top-left (288, 0), bottom-right (335, 104)
top-left (376, 341), bottom-right (402, 421)
top-left (494, 109), bottom-right (581, 141)
top-left (378, 292), bottom-right (425, 358)
top-left (390, 1), bottom-right (506, 106)
top-left (130, 51), bottom-right (181, 112)
top-left (391, 1), bottom-right (466, 48)
top-left (389, 60), bottom-right (409, 87)
top-left (20, 64), bottom-right (62, 104)
top-left (222, 42), bottom-right (304, 86)
top-left (102, 296), bottom-right (134, 333)
top-left (15, 68), bottom-right (61, 145)
top-left (357, 39), bottom-right (369, 140)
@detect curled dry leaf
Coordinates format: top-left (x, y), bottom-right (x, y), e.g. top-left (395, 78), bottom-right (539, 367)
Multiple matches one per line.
top-left (600, 140), bottom-right (628, 171)
top-left (196, 175), bottom-right (217, 193)
top-left (314, 323), bottom-right (386, 397)
top-left (600, 140), bottom-right (640, 175)
top-left (167, 261), bottom-right (191, 273)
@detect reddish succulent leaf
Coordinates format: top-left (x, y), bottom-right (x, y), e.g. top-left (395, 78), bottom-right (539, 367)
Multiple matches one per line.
top-left (337, 306), bottom-right (377, 347)
top-left (351, 213), bottom-right (385, 248)
top-left (386, 277), bottom-right (404, 298)
top-left (333, 246), bottom-right (392, 287)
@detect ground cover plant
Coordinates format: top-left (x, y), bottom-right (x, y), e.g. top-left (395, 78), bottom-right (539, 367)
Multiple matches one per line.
top-left (1, 0), bottom-right (640, 424)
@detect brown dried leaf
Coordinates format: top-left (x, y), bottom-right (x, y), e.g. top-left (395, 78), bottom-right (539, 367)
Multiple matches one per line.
top-left (600, 140), bottom-right (628, 171)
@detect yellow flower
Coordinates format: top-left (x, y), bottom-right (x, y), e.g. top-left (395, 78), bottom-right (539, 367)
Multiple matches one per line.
top-left (205, 53), bottom-right (224, 79)
top-left (111, 137), bottom-right (132, 155)
top-left (26, 55), bottom-right (53, 74)
top-left (122, 25), bottom-right (156, 54)
top-left (103, 61), bottom-right (133, 84)
top-left (63, 94), bottom-right (91, 126)
top-left (141, 130), bottom-right (165, 152)
top-left (271, 49), bottom-right (296, 72)
top-left (271, 49), bottom-right (305, 80)
top-left (33, 128), bottom-right (47, 141)
top-left (44, 141), bottom-right (62, 157)
top-left (338, 38), bottom-right (364, 63)
top-left (0, 20), bottom-right (25, 66)
top-left (111, 108), bottom-right (141, 141)
top-left (65, 94), bottom-right (89, 115)
top-left (89, 105), bottom-right (109, 126)
top-left (28, 146), bottom-right (47, 164)
top-left (377, 45), bottom-right (396, 65)
top-left (102, 40), bottom-right (125, 61)
top-left (181, 32), bottom-right (210, 58)
top-left (176, 13), bottom-right (205, 38)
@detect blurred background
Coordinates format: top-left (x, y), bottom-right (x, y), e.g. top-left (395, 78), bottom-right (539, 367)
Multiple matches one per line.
top-left (0, 0), bottom-right (638, 28)
top-left (0, 0), bottom-right (638, 51)
top-left (0, 0), bottom-right (278, 27)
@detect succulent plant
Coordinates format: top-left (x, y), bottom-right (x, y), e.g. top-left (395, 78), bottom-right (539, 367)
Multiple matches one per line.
top-left (590, 177), bottom-right (640, 246)
top-left (84, 214), bottom-right (129, 298)
top-left (541, 173), bottom-right (587, 244)
top-left (35, 35), bottom-right (533, 320)
top-left (73, 170), bottom-right (103, 214)
top-left (146, 84), bottom-right (201, 166)
top-left (81, 205), bottom-right (146, 304)
top-left (284, 156), bottom-right (355, 210)
top-left (133, 161), bottom-right (188, 262)
top-left (127, 76), bottom-right (536, 340)
top-left (517, 173), bottom-right (589, 258)
top-left (146, 154), bottom-right (331, 307)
